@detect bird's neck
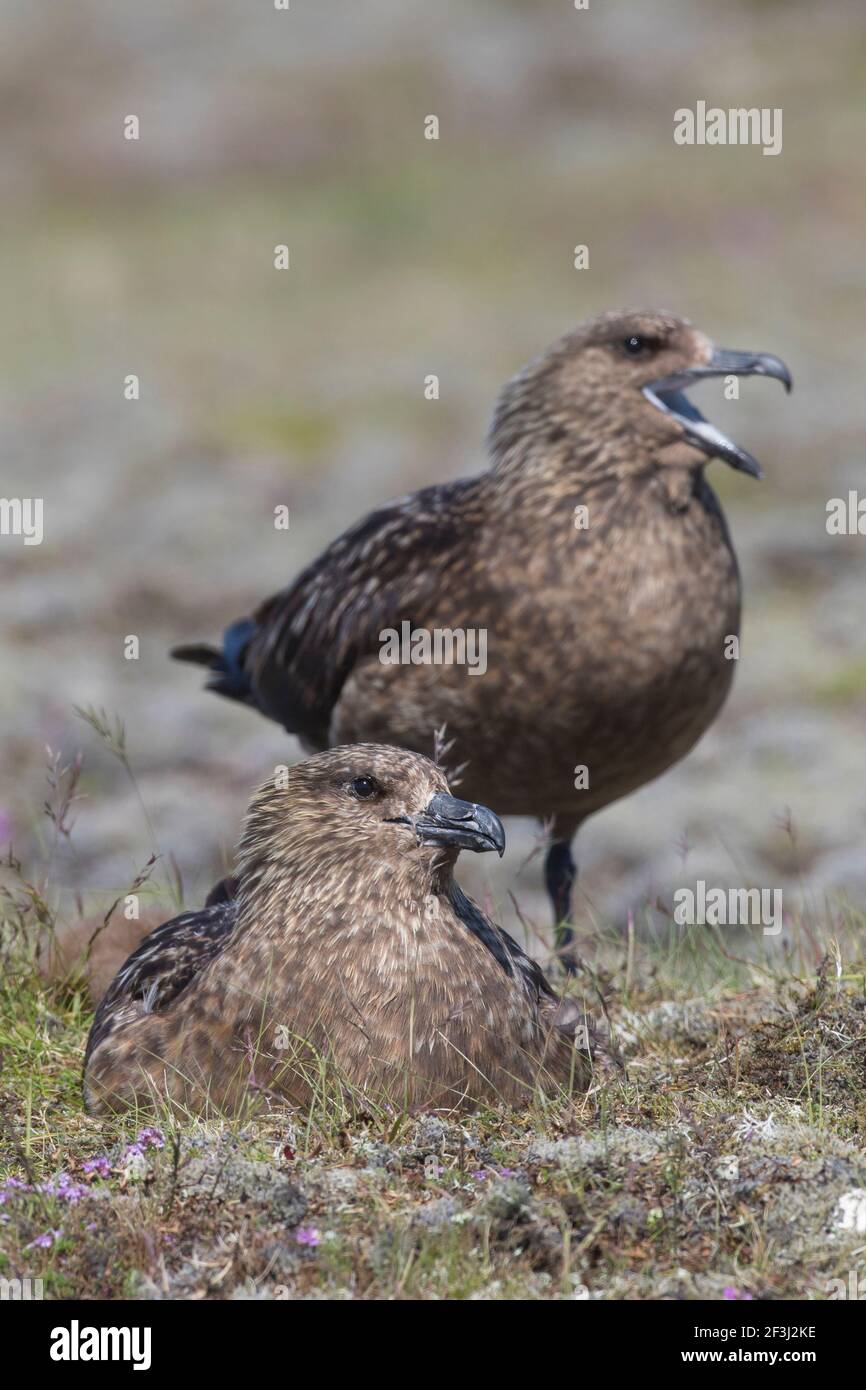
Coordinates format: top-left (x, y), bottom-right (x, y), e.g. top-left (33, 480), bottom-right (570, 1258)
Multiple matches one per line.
top-left (234, 843), bottom-right (455, 941)
top-left (488, 426), bottom-right (658, 498)
top-left (485, 427), bottom-right (717, 531)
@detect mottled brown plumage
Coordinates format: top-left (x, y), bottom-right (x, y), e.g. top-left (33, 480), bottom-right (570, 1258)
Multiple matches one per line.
top-left (173, 310), bottom-right (791, 965)
top-left (84, 746), bottom-right (590, 1117)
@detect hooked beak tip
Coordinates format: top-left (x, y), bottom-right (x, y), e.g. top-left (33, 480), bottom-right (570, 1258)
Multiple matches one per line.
top-left (412, 793), bottom-right (506, 857)
top-left (644, 343), bottom-right (790, 479)
top-left (754, 353), bottom-right (792, 394)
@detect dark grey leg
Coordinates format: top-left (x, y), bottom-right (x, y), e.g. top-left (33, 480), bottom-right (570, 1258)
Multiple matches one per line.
top-left (544, 838), bottom-right (578, 973)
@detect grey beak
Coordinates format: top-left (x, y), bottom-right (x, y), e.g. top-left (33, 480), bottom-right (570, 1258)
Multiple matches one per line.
top-left (411, 792), bottom-right (506, 857)
top-left (643, 347), bottom-right (793, 480)
top-left (697, 349), bottom-right (792, 393)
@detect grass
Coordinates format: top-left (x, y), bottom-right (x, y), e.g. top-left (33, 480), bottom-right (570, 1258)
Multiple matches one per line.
top-left (2, 745), bottom-right (866, 1300)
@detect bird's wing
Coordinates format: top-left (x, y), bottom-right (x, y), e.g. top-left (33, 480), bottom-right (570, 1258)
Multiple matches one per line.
top-left (448, 883), bottom-right (558, 1005)
top-left (84, 898), bottom-right (238, 1065)
top-left (249, 476), bottom-right (486, 742)
top-left (448, 885), bottom-right (600, 1058)
top-left (173, 475), bottom-right (486, 744)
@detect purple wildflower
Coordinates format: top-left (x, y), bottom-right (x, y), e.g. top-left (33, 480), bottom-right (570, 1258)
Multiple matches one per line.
top-left (26, 1229), bottom-right (60, 1250)
top-left (82, 1156), bottom-right (111, 1179)
top-left (54, 1174), bottom-right (87, 1203)
top-left (1, 1176), bottom-right (30, 1196)
top-left (136, 1127), bottom-right (166, 1150)
top-left (295, 1227), bottom-right (321, 1247)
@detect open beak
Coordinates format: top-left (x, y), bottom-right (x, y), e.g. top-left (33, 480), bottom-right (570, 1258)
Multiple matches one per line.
top-left (643, 348), bottom-right (792, 480)
top-left (409, 792), bottom-right (506, 857)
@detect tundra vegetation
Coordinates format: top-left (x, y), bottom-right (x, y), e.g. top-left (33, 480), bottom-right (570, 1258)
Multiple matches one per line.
top-left (1, 749), bottom-right (865, 1302)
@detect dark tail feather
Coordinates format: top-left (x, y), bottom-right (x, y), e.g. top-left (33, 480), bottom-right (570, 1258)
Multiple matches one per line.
top-left (171, 618), bottom-right (257, 705)
top-left (204, 874), bottom-right (239, 907)
top-left (171, 643), bottom-right (222, 668)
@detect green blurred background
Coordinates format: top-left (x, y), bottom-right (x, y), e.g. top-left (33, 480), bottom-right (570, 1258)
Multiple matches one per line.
top-left (2, 0), bottom-right (865, 944)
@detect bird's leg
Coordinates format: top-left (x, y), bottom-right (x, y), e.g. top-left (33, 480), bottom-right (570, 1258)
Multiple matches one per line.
top-left (544, 838), bottom-right (578, 974)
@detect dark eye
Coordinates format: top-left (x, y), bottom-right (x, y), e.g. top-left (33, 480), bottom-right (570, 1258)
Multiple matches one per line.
top-left (351, 776), bottom-right (379, 800)
top-left (624, 335), bottom-right (648, 356)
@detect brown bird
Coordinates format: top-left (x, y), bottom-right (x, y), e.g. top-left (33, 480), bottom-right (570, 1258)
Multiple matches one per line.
top-left (83, 745), bottom-right (590, 1117)
top-left (172, 310), bottom-right (791, 968)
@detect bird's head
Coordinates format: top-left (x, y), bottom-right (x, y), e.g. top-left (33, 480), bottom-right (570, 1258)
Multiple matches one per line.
top-left (238, 744), bottom-right (505, 902)
top-left (489, 309), bottom-right (791, 483)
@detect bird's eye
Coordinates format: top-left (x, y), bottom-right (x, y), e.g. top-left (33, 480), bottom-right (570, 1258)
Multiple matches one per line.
top-left (621, 334), bottom-right (662, 358)
top-left (350, 776), bottom-right (379, 800)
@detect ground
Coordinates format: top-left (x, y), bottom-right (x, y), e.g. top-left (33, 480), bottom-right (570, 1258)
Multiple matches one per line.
top-left (3, 804), bottom-right (865, 1300)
